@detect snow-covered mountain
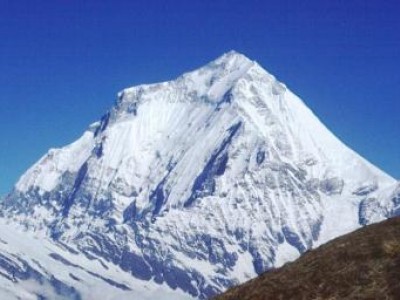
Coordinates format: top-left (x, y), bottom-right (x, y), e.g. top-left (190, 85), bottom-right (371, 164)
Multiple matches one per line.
top-left (0, 218), bottom-right (188, 300)
top-left (1, 51), bottom-right (398, 299)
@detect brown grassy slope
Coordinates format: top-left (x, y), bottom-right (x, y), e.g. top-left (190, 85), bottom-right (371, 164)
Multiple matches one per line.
top-left (215, 217), bottom-right (400, 300)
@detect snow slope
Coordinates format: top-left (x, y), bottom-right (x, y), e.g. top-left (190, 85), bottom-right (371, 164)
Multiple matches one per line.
top-left (0, 219), bottom-right (190, 300)
top-left (1, 51), bottom-right (397, 299)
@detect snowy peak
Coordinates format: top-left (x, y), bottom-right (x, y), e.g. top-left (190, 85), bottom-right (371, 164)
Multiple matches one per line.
top-left (214, 50), bottom-right (252, 63)
top-left (2, 51), bottom-right (398, 299)
top-left (12, 51), bottom-right (395, 216)
top-left (185, 50), bottom-right (255, 83)
top-left (179, 51), bottom-right (259, 103)
top-left (11, 50), bottom-right (395, 217)
top-left (203, 50), bottom-right (254, 73)
top-left (117, 51), bottom-right (256, 110)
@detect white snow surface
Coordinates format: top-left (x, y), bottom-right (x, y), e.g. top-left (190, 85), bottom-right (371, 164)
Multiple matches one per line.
top-left (0, 220), bottom-right (191, 300)
top-left (2, 51), bottom-right (398, 299)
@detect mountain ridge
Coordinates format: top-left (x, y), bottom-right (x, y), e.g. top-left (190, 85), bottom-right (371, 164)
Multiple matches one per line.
top-left (1, 51), bottom-right (398, 299)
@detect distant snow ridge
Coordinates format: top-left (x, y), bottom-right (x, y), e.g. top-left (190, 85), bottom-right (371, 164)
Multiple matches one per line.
top-left (1, 51), bottom-right (398, 299)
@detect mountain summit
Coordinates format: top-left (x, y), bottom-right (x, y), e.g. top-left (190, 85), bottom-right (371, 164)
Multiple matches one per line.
top-left (1, 52), bottom-right (398, 299)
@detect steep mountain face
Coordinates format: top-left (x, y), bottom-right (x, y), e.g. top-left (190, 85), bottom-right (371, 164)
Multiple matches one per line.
top-left (1, 51), bottom-right (398, 299)
top-left (214, 216), bottom-right (400, 300)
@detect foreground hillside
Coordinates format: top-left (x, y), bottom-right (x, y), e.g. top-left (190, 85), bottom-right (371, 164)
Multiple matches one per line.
top-left (215, 216), bottom-right (400, 300)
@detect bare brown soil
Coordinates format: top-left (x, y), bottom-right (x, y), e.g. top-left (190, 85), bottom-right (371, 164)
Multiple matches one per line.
top-left (215, 217), bottom-right (400, 300)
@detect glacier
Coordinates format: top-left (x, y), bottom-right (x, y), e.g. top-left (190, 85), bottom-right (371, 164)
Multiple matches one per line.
top-left (0, 51), bottom-right (398, 299)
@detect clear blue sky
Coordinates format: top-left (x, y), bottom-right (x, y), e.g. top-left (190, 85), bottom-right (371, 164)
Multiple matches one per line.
top-left (1, 0), bottom-right (399, 195)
